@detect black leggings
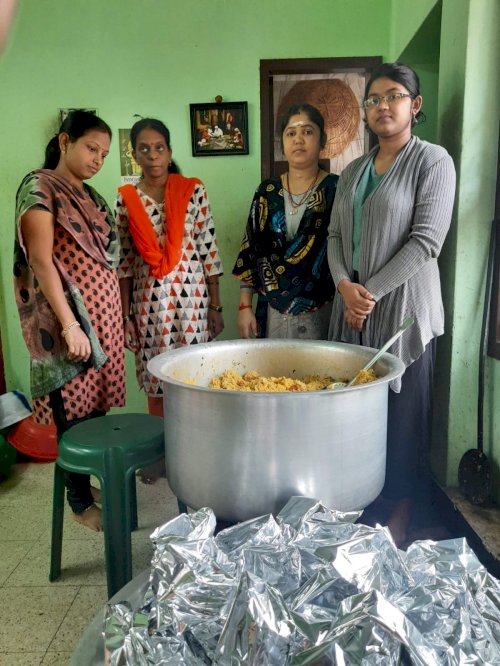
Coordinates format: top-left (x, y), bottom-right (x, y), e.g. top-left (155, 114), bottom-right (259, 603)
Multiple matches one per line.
top-left (383, 339), bottom-right (437, 502)
top-left (49, 389), bottom-right (105, 514)
top-left (351, 273), bottom-right (436, 502)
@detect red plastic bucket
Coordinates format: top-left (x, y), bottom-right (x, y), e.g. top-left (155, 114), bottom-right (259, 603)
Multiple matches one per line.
top-left (7, 415), bottom-right (58, 461)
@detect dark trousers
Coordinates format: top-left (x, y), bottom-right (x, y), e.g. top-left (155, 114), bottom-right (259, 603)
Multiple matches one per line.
top-left (49, 390), bottom-right (104, 514)
top-left (383, 338), bottom-right (437, 502)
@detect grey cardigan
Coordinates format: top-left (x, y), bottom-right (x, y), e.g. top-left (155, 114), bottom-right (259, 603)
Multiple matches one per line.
top-left (327, 136), bottom-right (456, 391)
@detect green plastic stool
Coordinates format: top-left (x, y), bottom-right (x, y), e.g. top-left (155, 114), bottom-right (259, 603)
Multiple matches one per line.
top-left (0, 433), bottom-right (17, 479)
top-left (49, 413), bottom-right (164, 598)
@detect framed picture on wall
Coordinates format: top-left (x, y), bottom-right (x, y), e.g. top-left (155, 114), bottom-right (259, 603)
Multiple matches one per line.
top-left (118, 128), bottom-right (141, 185)
top-left (260, 57), bottom-right (382, 179)
top-left (190, 102), bottom-right (249, 157)
top-left (59, 108), bottom-right (97, 124)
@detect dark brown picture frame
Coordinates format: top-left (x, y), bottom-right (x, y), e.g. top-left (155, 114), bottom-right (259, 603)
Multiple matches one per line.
top-left (190, 102), bottom-right (249, 157)
top-left (259, 56), bottom-right (382, 179)
top-left (59, 108), bottom-right (97, 125)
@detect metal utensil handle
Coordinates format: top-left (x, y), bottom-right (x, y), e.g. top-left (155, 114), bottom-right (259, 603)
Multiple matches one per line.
top-left (345, 317), bottom-right (414, 387)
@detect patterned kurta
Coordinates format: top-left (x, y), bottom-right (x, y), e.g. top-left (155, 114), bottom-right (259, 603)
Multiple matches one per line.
top-left (233, 174), bottom-right (338, 336)
top-left (232, 174), bottom-right (338, 315)
top-left (116, 182), bottom-right (223, 395)
top-left (327, 136), bottom-right (456, 391)
top-left (14, 171), bottom-right (125, 425)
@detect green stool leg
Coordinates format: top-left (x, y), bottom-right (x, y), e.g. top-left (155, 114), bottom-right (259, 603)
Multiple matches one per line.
top-left (102, 448), bottom-right (132, 598)
top-left (129, 473), bottom-right (138, 531)
top-left (50, 464), bottom-right (66, 582)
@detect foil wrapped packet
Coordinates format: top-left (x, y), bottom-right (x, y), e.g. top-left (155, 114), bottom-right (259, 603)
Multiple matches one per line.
top-left (105, 497), bottom-right (500, 664)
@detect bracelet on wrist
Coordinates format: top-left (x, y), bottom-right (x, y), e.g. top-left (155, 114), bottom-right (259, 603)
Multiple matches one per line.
top-left (239, 303), bottom-right (253, 311)
top-left (61, 321), bottom-right (81, 338)
top-left (123, 314), bottom-right (132, 323)
top-left (208, 303), bottom-right (223, 313)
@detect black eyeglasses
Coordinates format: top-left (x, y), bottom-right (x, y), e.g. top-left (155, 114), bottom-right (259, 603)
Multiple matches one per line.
top-left (362, 93), bottom-right (413, 109)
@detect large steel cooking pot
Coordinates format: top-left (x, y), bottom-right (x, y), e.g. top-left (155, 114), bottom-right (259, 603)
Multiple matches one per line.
top-left (148, 339), bottom-right (405, 521)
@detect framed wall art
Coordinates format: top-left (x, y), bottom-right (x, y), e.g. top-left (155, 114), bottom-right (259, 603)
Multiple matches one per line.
top-left (118, 128), bottom-right (141, 185)
top-left (259, 57), bottom-right (382, 179)
top-left (190, 101), bottom-right (249, 157)
top-left (59, 108), bottom-right (97, 125)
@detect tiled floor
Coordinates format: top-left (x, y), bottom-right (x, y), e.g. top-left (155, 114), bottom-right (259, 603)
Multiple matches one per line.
top-left (0, 460), bottom-right (179, 665)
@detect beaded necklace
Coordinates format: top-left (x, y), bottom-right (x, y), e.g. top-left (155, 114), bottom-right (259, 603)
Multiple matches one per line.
top-left (285, 170), bottom-right (319, 215)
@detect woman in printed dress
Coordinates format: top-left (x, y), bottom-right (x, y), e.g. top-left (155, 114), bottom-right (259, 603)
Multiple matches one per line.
top-left (116, 118), bottom-right (224, 482)
top-left (233, 104), bottom-right (337, 339)
top-left (14, 111), bottom-right (125, 531)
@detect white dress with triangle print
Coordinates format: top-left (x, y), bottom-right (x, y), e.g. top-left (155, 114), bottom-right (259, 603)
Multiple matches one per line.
top-left (115, 183), bottom-right (223, 395)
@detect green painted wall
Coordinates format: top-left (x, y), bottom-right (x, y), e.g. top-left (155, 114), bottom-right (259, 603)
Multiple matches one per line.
top-left (433, 0), bottom-right (500, 492)
top-left (390, 0), bottom-right (439, 60)
top-left (397, 2), bottom-right (442, 144)
top-left (0, 0), bottom-right (391, 412)
top-left (391, 0), bottom-right (500, 496)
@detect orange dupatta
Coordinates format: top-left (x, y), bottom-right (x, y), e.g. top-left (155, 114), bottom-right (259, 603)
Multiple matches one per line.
top-left (118, 174), bottom-right (201, 278)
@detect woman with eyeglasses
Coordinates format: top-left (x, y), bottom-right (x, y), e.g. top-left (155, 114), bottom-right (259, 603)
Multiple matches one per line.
top-left (327, 62), bottom-right (456, 546)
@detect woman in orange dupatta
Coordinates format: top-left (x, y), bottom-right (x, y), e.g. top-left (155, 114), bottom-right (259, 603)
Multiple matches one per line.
top-left (116, 118), bottom-right (224, 482)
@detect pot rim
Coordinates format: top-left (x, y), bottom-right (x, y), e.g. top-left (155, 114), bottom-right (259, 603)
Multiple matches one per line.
top-left (148, 339), bottom-right (406, 395)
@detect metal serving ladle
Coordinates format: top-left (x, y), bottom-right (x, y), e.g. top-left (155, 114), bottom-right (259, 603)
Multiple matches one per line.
top-left (326, 317), bottom-right (414, 390)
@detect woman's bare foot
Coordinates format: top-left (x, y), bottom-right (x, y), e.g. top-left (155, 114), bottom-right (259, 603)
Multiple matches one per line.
top-left (387, 498), bottom-right (412, 548)
top-left (138, 459), bottom-right (166, 485)
top-left (72, 504), bottom-right (103, 532)
top-left (90, 486), bottom-right (101, 503)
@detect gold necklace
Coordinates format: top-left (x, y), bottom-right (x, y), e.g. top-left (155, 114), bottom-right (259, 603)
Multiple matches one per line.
top-left (285, 170), bottom-right (319, 215)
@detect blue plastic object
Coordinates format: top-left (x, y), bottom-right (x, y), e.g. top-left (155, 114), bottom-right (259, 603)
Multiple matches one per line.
top-left (0, 390), bottom-right (32, 431)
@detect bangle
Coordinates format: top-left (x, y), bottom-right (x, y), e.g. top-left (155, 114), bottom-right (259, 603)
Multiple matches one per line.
top-left (208, 303), bottom-right (223, 313)
top-left (61, 321), bottom-right (80, 338)
top-left (123, 314), bottom-right (132, 323)
top-left (239, 303), bottom-right (253, 311)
